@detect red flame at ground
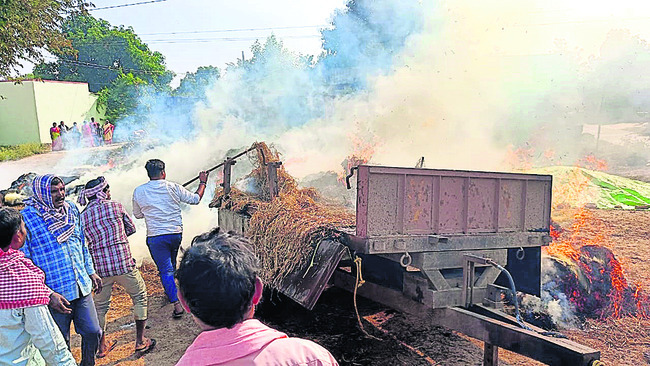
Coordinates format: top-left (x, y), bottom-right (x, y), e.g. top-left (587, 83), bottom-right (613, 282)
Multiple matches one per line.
top-left (546, 208), bottom-right (648, 319)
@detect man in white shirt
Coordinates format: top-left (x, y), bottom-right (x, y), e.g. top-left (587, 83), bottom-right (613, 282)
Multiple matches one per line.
top-left (132, 159), bottom-right (209, 318)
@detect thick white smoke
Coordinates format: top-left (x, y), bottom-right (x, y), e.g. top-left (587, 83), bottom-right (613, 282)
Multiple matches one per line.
top-left (15, 0), bottom-right (650, 268)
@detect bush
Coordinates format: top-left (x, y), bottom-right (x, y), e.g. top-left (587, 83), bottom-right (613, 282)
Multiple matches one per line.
top-left (0, 143), bottom-right (50, 162)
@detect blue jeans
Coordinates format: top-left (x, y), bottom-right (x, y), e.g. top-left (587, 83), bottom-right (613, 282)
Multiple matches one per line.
top-left (49, 293), bottom-right (102, 366)
top-left (147, 233), bottom-right (182, 303)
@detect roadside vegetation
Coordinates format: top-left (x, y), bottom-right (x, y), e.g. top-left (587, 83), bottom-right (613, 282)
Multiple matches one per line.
top-left (0, 143), bottom-right (50, 162)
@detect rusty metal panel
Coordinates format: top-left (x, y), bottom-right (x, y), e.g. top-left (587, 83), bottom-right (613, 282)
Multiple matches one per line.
top-left (403, 175), bottom-right (434, 234)
top-left (499, 180), bottom-right (524, 231)
top-left (467, 178), bottom-right (497, 233)
top-left (356, 166), bottom-right (552, 237)
top-left (525, 180), bottom-right (551, 231)
top-left (367, 172), bottom-right (400, 235)
top-left (439, 176), bottom-right (466, 234)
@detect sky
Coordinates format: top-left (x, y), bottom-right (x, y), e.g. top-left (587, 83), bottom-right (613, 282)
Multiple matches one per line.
top-left (85, 0), bottom-right (348, 82)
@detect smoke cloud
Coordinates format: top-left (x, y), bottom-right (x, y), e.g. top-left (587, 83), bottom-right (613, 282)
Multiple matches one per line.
top-left (22, 0), bottom-right (650, 266)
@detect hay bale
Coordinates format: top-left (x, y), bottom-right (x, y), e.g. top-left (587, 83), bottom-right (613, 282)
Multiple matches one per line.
top-left (211, 142), bottom-right (355, 287)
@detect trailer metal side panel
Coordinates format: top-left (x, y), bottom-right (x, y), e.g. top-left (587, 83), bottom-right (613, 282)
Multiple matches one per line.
top-left (356, 166), bottom-right (552, 238)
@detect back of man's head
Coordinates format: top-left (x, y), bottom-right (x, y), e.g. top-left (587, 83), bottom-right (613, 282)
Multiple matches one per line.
top-left (176, 228), bottom-right (260, 329)
top-left (145, 159), bottom-right (165, 179)
top-left (0, 207), bottom-right (22, 250)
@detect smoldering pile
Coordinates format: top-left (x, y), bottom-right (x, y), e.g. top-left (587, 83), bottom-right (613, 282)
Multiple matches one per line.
top-left (521, 214), bottom-right (649, 329)
top-left (210, 142), bottom-right (356, 288)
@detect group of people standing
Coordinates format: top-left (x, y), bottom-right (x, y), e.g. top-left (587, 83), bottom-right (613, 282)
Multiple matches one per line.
top-left (0, 159), bottom-right (339, 366)
top-left (50, 117), bottom-right (115, 151)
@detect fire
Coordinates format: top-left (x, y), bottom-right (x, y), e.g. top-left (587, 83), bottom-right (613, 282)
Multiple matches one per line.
top-left (546, 207), bottom-right (648, 320)
top-left (503, 144), bottom-right (534, 171)
top-left (576, 154), bottom-right (608, 171)
top-left (337, 133), bottom-right (379, 184)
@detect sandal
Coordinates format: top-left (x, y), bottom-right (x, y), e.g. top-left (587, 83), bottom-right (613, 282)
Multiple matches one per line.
top-left (135, 338), bottom-right (156, 355)
top-left (172, 308), bottom-right (185, 319)
top-left (96, 340), bottom-right (117, 358)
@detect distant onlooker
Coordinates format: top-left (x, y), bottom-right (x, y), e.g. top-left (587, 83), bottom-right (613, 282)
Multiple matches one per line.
top-left (71, 122), bottom-right (82, 147)
top-left (175, 229), bottom-right (338, 366)
top-left (0, 207), bottom-right (76, 366)
top-left (59, 122), bottom-right (69, 150)
top-left (50, 123), bottom-right (62, 151)
top-left (82, 121), bottom-right (95, 147)
top-left (102, 121), bottom-right (115, 145)
top-left (90, 118), bottom-right (102, 146)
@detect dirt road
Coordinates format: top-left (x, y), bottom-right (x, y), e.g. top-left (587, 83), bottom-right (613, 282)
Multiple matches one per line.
top-left (0, 144), bottom-right (124, 188)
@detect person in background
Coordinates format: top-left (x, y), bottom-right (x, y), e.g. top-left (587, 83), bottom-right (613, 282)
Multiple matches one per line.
top-left (132, 159), bottom-right (209, 318)
top-left (79, 177), bottom-right (155, 358)
top-left (50, 123), bottom-right (61, 151)
top-left (71, 122), bottom-right (82, 147)
top-left (21, 175), bottom-right (103, 366)
top-left (90, 118), bottom-right (102, 146)
top-left (82, 121), bottom-right (95, 148)
top-left (58, 122), bottom-right (69, 150)
top-left (175, 229), bottom-right (338, 366)
top-left (0, 207), bottom-right (77, 366)
top-left (102, 120), bottom-right (115, 145)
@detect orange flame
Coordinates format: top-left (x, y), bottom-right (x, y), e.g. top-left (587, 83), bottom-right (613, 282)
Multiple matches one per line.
top-left (337, 133), bottom-right (379, 184)
top-left (576, 154), bottom-right (608, 171)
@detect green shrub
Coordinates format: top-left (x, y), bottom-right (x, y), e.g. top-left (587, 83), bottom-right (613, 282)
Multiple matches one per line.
top-left (0, 143), bottom-right (50, 162)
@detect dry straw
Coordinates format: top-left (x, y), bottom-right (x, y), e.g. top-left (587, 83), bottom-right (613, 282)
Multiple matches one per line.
top-left (210, 142), bottom-right (355, 287)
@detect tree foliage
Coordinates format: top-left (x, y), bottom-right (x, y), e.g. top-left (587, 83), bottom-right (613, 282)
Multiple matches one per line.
top-left (0, 0), bottom-right (88, 76)
top-left (173, 66), bottom-right (220, 99)
top-left (33, 14), bottom-right (172, 92)
top-left (33, 14), bottom-right (173, 121)
top-left (97, 73), bottom-right (147, 122)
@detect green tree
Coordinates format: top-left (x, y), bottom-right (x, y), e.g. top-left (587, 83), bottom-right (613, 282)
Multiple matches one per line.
top-left (0, 0), bottom-right (88, 76)
top-left (33, 14), bottom-right (173, 121)
top-left (34, 14), bottom-right (172, 92)
top-left (173, 66), bottom-right (220, 99)
top-left (97, 73), bottom-right (147, 122)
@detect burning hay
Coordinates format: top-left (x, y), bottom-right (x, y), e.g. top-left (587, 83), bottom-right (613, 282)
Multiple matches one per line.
top-left (210, 142), bottom-right (355, 288)
top-left (526, 208), bottom-right (650, 330)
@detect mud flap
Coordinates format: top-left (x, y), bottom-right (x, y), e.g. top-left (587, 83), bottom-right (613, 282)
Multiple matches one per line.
top-left (276, 240), bottom-right (347, 310)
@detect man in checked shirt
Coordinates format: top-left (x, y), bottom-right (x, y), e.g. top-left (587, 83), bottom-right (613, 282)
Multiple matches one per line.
top-left (79, 176), bottom-right (155, 357)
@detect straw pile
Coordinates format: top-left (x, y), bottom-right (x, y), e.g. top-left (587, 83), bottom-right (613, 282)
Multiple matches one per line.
top-left (210, 142), bottom-right (356, 288)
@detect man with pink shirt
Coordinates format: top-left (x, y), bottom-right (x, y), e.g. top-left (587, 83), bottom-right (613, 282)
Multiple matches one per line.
top-left (175, 229), bottom-right (338, 366)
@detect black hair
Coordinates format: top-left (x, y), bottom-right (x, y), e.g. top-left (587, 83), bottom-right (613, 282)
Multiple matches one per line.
top-left (145, 159), bottom-right (165, 179)
top-left (176, 228), bottom-right (260, 329)
top-left (51, 177), bottom-right (63, 186)
top-left (0, 207), bottom-right (22, 249)
top-left (84, 176), bottom-right (109, 201)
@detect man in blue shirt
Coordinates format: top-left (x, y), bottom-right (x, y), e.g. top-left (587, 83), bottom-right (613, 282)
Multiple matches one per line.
top-left (21, 175), bottom-right (103, 366)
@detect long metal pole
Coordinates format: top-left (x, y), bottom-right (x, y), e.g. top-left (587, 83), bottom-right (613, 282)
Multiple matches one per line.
top-left (182, 144), bottom-right (258, 187)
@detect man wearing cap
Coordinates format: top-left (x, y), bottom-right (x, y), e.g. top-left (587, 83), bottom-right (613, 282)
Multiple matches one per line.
top-left (132, 159), bottom-right (209, 318)
top-left (21, 175), bottom-right (102, 366)
top-left (79, 176), bottom-right (155, 358)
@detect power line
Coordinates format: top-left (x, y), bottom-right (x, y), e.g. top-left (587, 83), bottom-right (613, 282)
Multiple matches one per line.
top-left (88, 0), bottom-right (167, 11)
top-left (60, 34), bottom-right (321, 46)
top-left (139, 25), bottom-right (330, 36)
top-left (44, 56), bottom-right (178, 75)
